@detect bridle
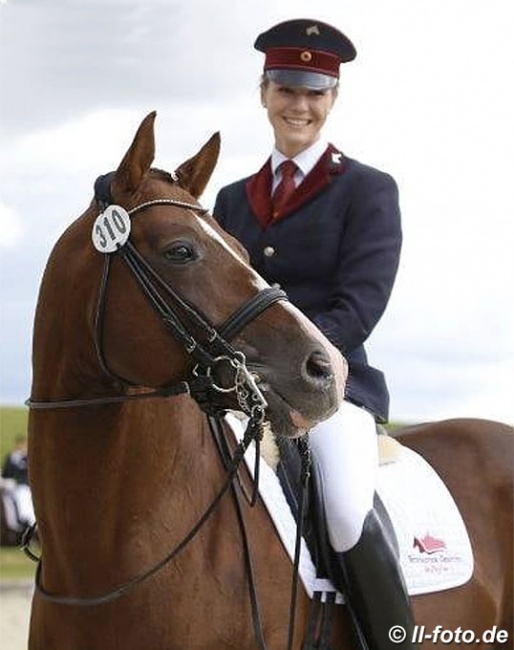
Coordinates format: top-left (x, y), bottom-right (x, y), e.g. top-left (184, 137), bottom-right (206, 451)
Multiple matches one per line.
top-left (23, 182), bottom-right (287, 606)
top-left (23, 180), bottom-right (313, 650)
top-left (27, 186), bottom-right (287, 417)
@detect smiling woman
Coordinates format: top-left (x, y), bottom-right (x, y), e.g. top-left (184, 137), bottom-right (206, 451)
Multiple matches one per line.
top-left (213, 17), bottom-right (415, 647)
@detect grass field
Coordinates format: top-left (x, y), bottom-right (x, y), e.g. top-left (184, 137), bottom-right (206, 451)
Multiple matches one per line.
top-left (1, 406), bottom-right (32, 581)
top-left (0, 547), bottom-right (36, 581)
top-left (0, 406), bottom-right (29, 461)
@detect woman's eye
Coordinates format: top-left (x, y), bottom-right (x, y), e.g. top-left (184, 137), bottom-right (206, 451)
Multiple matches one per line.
top-left (163, 242), bottom-right (197, 264)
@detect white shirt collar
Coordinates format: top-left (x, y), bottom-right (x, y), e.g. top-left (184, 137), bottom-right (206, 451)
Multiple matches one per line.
top-left (271, 139), bottom-right (329, 181)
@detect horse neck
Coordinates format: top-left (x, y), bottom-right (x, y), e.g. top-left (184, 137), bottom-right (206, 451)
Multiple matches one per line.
top-left (30, 398), bottom-right (224, 588)
top-left (31, 208), bottom-right (111, 401)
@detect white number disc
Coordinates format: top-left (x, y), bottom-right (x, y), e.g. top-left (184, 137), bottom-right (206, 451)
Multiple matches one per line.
top-left (92, 205), bottom-right (131, 253)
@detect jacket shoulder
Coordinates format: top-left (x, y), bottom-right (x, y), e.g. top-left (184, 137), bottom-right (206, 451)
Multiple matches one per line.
top-left (216, 176), bottom-right (250, 197)
top-left (343, 155), bottom-right (398, 187)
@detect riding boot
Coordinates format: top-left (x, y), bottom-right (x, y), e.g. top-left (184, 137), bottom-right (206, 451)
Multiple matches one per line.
top-left (334, 509), bottom-right (418, 650)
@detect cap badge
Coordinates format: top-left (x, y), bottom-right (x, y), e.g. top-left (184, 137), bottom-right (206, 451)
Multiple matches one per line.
top-left (306, 25), bottom-right (320, 36)
top-left (300, 50), bottom-right (313, 62)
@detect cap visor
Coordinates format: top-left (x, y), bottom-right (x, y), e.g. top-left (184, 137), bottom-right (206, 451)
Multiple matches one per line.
top-left (266, 69), bottom-right (337, 90)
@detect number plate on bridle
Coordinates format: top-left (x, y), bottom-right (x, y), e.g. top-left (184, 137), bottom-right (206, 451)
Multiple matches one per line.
top-left (92, 205), bottom-right (131, 252)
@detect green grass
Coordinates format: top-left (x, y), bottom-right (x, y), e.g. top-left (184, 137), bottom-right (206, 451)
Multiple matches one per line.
top-left (1, 406), bottom-right (32, 581)
top-left (0, 546), bottom-right (36, 581)
top-left (0, 405), bottom-right (29, 460)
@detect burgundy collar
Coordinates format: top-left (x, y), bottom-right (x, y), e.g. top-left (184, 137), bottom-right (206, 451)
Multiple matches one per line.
top-left (246, 144), bottom-right (346, 228)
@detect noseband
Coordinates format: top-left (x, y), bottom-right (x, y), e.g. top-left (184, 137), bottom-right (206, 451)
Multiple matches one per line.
top-left (27, 188), bottom-right (288, 419)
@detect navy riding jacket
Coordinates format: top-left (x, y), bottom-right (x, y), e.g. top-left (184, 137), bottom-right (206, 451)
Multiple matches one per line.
top-left (213, 145), bottom-right (402, 422)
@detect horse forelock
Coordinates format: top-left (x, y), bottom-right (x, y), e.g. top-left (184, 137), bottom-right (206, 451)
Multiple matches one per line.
top-left (143, 168), bottom-right (210, 219)
top-left (149, 167), bottom-right (176, 185)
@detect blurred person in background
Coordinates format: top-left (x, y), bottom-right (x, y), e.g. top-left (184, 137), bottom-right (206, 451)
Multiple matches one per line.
top-left (2, 433), bottom-right (35, 528)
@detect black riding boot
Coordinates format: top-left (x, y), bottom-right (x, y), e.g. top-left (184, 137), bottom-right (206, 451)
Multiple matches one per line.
top-left (334, 510), bottom-right (417, 650)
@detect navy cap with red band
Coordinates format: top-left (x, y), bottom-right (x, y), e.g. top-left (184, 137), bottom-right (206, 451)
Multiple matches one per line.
top-left (255, 19), bottom-right (357, 90)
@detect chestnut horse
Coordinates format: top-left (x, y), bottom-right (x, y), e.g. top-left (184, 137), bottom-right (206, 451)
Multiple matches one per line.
top-left (27, 113), bottom-right (512, 649)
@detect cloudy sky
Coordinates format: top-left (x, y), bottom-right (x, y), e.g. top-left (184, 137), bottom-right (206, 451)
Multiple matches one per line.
top-left (1, 0), bottom-right (513, 423)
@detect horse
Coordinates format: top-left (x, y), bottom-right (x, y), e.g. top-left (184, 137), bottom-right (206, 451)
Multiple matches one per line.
top-left (26, 112), bottom-right (513, 649)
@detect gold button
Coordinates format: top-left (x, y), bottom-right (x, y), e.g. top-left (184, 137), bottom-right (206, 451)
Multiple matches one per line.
top-left (263, 246), bottom-right (275, 257)
top-left (300, 50), bottom-right (313, 62)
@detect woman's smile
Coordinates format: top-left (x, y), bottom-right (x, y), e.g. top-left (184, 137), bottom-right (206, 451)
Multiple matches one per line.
top-left (261, 80), bottom-right (337, 157)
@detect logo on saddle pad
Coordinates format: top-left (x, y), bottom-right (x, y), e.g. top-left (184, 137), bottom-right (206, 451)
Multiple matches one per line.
top-left (413, 532), bottom-right (447, 554)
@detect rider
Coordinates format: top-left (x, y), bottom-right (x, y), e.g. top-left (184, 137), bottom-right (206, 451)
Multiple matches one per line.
top-left (213, 19), bottom-right (417, 649)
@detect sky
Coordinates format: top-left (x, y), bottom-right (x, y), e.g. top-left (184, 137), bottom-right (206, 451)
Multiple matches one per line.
top-left (1, 0), bottom-right (513, 424)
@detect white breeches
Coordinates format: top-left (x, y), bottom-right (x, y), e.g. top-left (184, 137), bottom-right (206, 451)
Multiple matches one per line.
top-left (309, 400), bottom-right (378, 553)
top-left (13, 484), bottom-right (36, 526)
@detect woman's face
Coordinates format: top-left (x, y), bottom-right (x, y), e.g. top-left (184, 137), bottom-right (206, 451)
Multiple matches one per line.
top-left (261, 79), bottom-right (337, 157)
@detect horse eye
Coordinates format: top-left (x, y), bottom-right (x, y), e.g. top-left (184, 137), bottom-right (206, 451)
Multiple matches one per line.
top-left (163, 241), bottom-right (197, 264)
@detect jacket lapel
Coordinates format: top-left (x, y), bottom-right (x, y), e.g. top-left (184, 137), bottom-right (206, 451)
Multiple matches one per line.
top-left (245, 144), bottom-right (346, 228)
top-left (245, 158), bottom-right (273, 228)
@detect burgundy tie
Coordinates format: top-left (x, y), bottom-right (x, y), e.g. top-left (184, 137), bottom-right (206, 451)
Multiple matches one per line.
top-left (272, 160), bottom-right (297, 219)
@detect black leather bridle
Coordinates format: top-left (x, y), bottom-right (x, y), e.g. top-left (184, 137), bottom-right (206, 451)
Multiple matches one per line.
top-left (24, 182), bottom-right (310, 649)
top-left (27, 186), bottom-right (287, 417)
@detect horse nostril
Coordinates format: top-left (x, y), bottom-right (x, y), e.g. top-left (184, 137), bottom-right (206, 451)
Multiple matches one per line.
top-left (304, 349), bottom-right (334, 386)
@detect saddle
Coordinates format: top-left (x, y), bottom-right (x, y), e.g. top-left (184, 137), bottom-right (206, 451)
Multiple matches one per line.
top-left (222, 412), bottom-right (473, 601)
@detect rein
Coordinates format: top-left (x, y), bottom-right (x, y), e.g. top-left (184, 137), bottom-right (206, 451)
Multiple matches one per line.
top-left (28, 414), bottom-right (265, 607)
top-left (209, 417), bottom-right (313, 650)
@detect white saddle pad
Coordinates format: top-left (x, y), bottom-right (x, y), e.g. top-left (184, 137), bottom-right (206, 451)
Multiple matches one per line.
top-left (224, 413), bottom-right (474, 602)
top-left (376, 444), bottom-right (473, 596)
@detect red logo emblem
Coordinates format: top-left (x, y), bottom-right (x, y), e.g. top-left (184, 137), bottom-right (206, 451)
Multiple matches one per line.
top-left (413, 532), bottom-right (447, 554)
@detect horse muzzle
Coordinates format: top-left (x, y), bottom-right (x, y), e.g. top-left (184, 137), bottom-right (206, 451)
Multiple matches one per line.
top-left (245, 343), bottom-right (347, 439)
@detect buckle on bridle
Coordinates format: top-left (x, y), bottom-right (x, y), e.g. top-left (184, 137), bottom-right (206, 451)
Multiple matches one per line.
top-left (192, 352), bottom-right (267, 417)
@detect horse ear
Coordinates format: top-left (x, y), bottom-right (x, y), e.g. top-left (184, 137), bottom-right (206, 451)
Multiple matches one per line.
top-left (174, 132), bottom-right (220, 199)
top-left (112, 111), bottom-right (156, 195)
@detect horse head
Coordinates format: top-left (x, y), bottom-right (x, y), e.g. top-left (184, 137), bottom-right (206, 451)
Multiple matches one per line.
top-left (31, 112), bottom-right (346, 438)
